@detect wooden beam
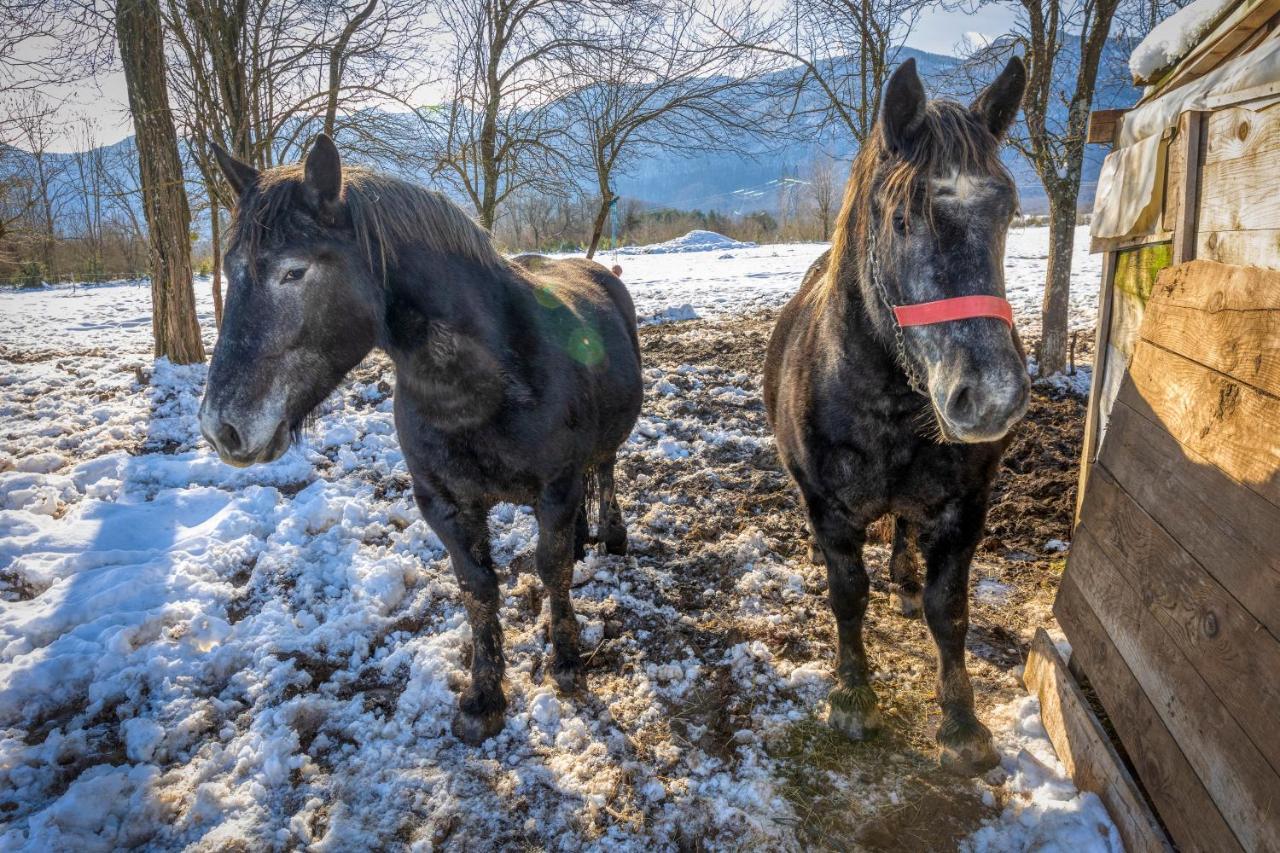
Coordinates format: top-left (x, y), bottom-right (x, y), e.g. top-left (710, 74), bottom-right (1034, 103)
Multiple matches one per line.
top-left (1074, 250), bottom-right (1117, 525)
top-left (1023, 628), bottom-right (1173, 853)
top-left (1172, 111), bottom-right (1207, 264)
top-left (1088, 109), bottom-right (1129, 146)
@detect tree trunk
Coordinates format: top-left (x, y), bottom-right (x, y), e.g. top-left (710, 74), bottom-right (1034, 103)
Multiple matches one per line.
top-left (1038, 195), bottom-right (1076, 376)
top-left (210, 192), bottom-right (223, 329)
top-left (586, 197), bottom-right (610, 259)
top-left (118, 0), bottom-right (206, 364)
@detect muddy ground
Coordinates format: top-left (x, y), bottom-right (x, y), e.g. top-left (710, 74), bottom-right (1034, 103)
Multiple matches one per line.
top-left (624, 310), bottom-right (1086, 850)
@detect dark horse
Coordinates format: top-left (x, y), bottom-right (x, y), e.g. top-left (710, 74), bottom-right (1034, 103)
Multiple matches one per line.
top-left (199, 135), bottom-right (643, 743)
top-left (763, 58), bottom-right (1030, 775)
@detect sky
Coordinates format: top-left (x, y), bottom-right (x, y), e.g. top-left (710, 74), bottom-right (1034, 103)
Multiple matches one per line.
top-left (16, 2), bottom-right (1020, 154)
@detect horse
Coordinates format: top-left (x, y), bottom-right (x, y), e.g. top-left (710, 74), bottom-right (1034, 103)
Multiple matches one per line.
top-left (199, 135), bottom-right (643, 743)
top-left (763, 57), bottom-right (1030, 775)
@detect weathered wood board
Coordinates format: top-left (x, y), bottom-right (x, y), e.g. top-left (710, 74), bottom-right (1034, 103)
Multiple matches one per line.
top-left (1023, 629), bottom-right (1173, 853)
top-left (1056, 259), bottom-right (1280, 852)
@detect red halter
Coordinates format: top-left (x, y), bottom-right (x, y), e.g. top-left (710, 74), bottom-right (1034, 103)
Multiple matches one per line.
top-left (892, 295), bottom-right (1014, 329)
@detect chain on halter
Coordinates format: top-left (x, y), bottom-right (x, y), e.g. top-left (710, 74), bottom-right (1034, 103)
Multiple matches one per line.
top-left (865, 223), bottom-right (927, 395)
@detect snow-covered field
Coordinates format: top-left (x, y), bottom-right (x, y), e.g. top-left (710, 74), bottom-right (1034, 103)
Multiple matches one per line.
top-left (0, 229), bottom-right (1115, 851)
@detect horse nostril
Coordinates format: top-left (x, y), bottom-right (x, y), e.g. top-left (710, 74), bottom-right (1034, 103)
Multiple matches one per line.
top-left (947, 384), bottom-right (978, 427)
top-left (216, 422), bottom-right (243, 455)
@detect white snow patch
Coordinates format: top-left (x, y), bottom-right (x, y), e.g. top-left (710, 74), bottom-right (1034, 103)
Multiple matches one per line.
top-left (618, 229), bottom-right (757, 255)
top-left (966, 696), bottom-right (1122, 853)
top-left (1130, 0), bottom-right (1233, 82)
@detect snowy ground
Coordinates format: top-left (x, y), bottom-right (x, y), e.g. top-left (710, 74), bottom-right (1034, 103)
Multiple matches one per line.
top-left (0, 228), bottom-right (1116, 851)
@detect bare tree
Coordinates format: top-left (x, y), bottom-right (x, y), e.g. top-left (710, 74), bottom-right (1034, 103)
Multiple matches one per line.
top-left (711, 0), bottom-right (922, 145)
top-left (427, 0), bottom-right (604, 230)
top-left (560, 6), bottom-right (770, 257)
top-left (808, 154), bottom-right (838, 240)
top-left (118, 0), bottom-right (206, 363)
top-left (962, 0), bottom-right (1121, 375)
top-left (12, 95), bottom-right (68, 283)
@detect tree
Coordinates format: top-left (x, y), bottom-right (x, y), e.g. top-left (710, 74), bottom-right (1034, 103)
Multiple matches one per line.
top-left (162, 0), bottom-right (435, 324)
top-left (561, 5), bottom-right (769, 258)
top-left (427, 0), bottom-right (599, 230)
top-left (713, 0), bottom-right (923, 145)
top-left (963, 0), bottom-right (1121, 375)
top-left (117, 0), bottom-right (205, 363)
top-left (808, 154), bottom-right (838, 240)
top-left (11, 95), bottom-right (67, 283)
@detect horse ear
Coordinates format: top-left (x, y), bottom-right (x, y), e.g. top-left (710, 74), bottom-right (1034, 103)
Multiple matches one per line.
top-left (211, 141), bottom-right (259, 197)
top-left (881, 58), bottom-right (927, 153)
top-left (304, 134), bottom-right (342, 214)
top-left (971, 56), bottom-right (1026, 139)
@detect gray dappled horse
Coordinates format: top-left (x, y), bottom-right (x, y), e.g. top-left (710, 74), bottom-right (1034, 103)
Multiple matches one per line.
top-left (199, 136), bottom-right (643, 742)
top-left (764, 58), bottom-right (1030, 775)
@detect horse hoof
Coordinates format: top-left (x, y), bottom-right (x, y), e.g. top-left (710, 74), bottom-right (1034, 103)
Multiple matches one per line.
top-left (453, 708), bottom-right (505, 745)
top-left (937, 717), bottom-right (1000, 776)
top-left (808, 542), bottom-right (825, 566)
top-left (602, 529), bottom-right (628, 556)
top-left (889, 588), bottom-right (922, 619)
top-left (826, 685), bottom-right (882, 740)
top-left (551, 659), bottom-right (585, 695)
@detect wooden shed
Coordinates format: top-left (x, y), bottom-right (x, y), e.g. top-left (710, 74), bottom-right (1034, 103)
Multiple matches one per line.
top-left (1043, 0), bottom-right (1280, 850)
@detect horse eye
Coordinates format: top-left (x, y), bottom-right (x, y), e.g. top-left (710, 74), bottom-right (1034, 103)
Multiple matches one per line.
top-left (282, 267), bottom-right (307, 282)
top-left (892, 212), bottom-right (907, 234)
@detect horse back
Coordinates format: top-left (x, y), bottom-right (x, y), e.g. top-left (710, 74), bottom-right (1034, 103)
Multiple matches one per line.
top-left (764, 250), bottom-right (830, 425)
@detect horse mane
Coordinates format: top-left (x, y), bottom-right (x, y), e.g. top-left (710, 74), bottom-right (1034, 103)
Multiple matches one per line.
top-left (814, 99), bottom-right (1012, 309)
top-left (230, 164), bottom-right (504, 281)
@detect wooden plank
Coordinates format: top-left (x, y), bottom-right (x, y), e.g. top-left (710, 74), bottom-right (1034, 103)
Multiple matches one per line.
top-left (1203, 106), bottom-right (1280, 166)
top-left (1204, 80), bottom-right (1280, 110)
top-left (1173, 111), bottom-right (1207, 264)
top-left (1126, 339), bottom-right (1280, 509)
top-left (1198, 163), bottom-right (1280, 233)
top-left (1055, 577), bottom-right (1244, 853)
top-left (1103, 397), bottom-right (1280, 639)
top-left (1196, 228), bottom-right (1280, 269)
top-left (1141, 261), bottom-right (1280, 396)
top-left (1023, 628), bottom-right (1174, 853)
top-left (1088, 109), bottom-right (1129, 146)
top-left (1163, 123), bottom-right (1187, 232)
top-left (1090, 231), bottom-right (1175, 255)
top-left (1075, 250), bottom-right (1117, 524)
top-left (1066, 525), bottom-right (1280, 851)
top-left (1081, 463), bottom-right (1280, 776)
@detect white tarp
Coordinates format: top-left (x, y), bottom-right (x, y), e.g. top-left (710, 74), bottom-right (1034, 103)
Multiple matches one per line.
top-left (1090, 132), bottom-right (1169, 239)
top-left (1091, 28), bottom-right (1280, 243)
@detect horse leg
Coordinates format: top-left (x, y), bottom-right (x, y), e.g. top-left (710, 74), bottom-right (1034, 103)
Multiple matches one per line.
top-left (920, 501), bottom-right (999, 775)
top-left (808, 496), bottom-right (880, 739)
top-left (537, 471), bottom-right (587, 693)
top-left (573, 499), bottom-right (589, 562)
top-left (888, 517), bottom-right (923, 618)
top-left (415, 491), bottom-right (506, 744)
top-left (596, 457), bottom-right (628, 556)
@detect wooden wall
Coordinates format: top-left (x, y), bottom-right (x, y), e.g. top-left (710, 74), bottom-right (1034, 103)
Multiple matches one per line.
top-left (1056, 260), bottom-right (1280, 852)
top-left (1196, 103), bottom-right (1280, 268)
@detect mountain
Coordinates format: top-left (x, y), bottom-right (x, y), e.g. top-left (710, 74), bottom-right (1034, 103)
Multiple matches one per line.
top-left (4, 37), bottom-right (1141, 236)
top-left (612, 40), bottom-right (1142, 215)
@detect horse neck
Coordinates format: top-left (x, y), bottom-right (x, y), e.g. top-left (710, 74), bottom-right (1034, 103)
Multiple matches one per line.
top-left (826, 211), bottom-right (915, 392)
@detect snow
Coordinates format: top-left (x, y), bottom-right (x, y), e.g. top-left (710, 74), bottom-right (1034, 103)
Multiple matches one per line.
top-left (616, 229), bottom-right (756, 255)
top-left (966, 696), bottom-right (1123, 853)
top-left (1129, 0), bottom-right (1234, 83)
top-left (0, 228), bottom-right (1110, 850)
